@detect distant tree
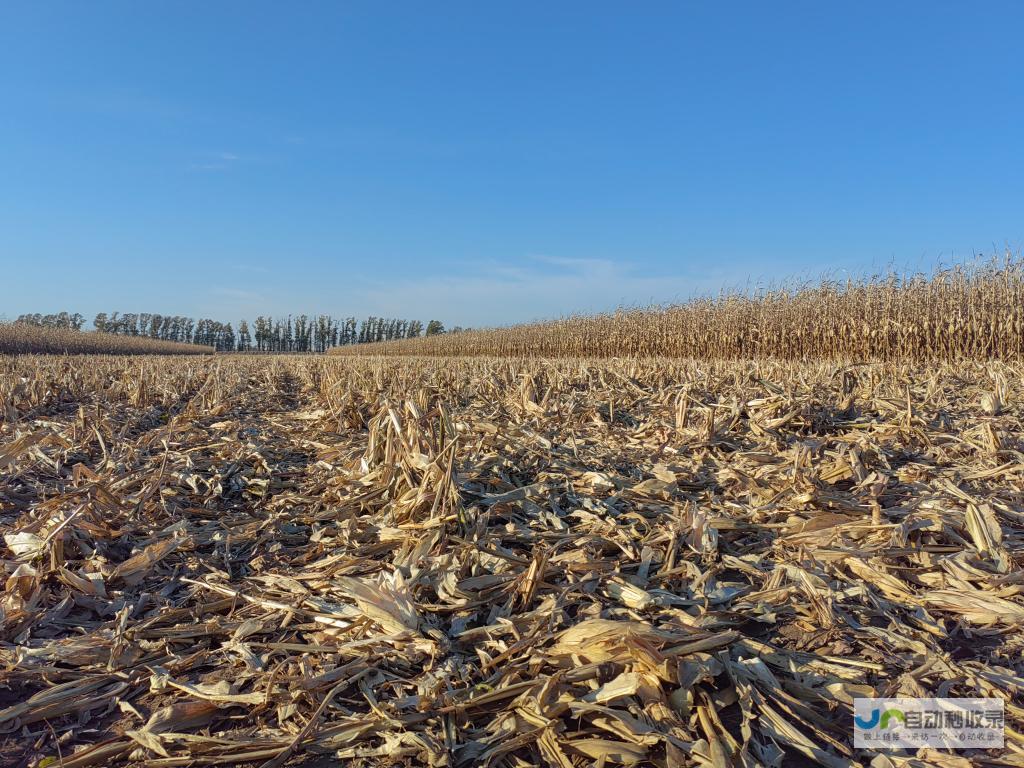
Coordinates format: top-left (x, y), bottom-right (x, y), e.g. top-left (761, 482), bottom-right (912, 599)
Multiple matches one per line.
top-left (314, 315), bottom-right (336, 353)
top-left (272, 319), bottom-right (284, 351)
top-left (238, 320), bottom-right (251, 352)
top-left (16, 312), bottom-right (85, 330)
top-left (425, 320), bottom-right (445, 336)
top-left (279, 316), bottom-right (289, 351)
top-left (253, 316), bottom-right (269, 351)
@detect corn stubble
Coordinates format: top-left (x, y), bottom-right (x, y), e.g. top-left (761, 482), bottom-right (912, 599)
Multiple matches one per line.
top-left (0, 325), bottom-right (214, 355)
top-left (1, 352), bottom-right (1022, 766)
top-left (335, 257), bottom-right (1024, 360)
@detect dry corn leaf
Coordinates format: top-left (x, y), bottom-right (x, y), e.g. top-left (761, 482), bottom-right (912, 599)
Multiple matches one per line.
top-left (2, 353), bottom-right (1022, 767)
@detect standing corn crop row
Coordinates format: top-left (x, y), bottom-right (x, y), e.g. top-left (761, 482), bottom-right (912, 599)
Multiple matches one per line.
top-left (0, 325), bottom-right (215, 355)
top-left (334, 257), bottom-right (1024, 360)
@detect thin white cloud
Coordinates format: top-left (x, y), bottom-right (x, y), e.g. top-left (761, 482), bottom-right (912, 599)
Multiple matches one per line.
top-left (188, 151), bottom-right (240, 171)
top-left (212, 287), bottom-right (264, 302)
top-left (231, 263), bottom-right (270, 274)
top-left (352, 256), bottom-right (745, 327)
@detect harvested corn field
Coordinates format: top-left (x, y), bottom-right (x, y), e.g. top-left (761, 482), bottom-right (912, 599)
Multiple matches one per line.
top-left (1, 354), bottom-right (1023, 767)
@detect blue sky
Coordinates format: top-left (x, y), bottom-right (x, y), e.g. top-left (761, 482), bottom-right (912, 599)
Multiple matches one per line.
top-left (2, 2), bottom-right (1022, 327)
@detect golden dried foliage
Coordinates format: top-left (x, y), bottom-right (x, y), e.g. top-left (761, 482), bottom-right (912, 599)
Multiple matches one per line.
top-left (1, 353), bottom-right (1023, 766)
top-left (335, 256), bottom-right (1024, 360)
top-left (0, 325), bottom-right (213, 355)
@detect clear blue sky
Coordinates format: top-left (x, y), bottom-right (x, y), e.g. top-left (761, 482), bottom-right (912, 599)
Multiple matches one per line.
top-left (2, 2), bottom-right (1022, 327)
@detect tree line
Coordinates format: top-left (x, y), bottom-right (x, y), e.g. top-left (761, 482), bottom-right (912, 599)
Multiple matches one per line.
top-left (14, 311), bottom-right (457, 352)
top-left (15, 312), bottom-right (86, 330)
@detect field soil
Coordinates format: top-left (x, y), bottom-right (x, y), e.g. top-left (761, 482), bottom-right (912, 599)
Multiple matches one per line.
top-left (1, 355), bottom-right (1022, 767)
